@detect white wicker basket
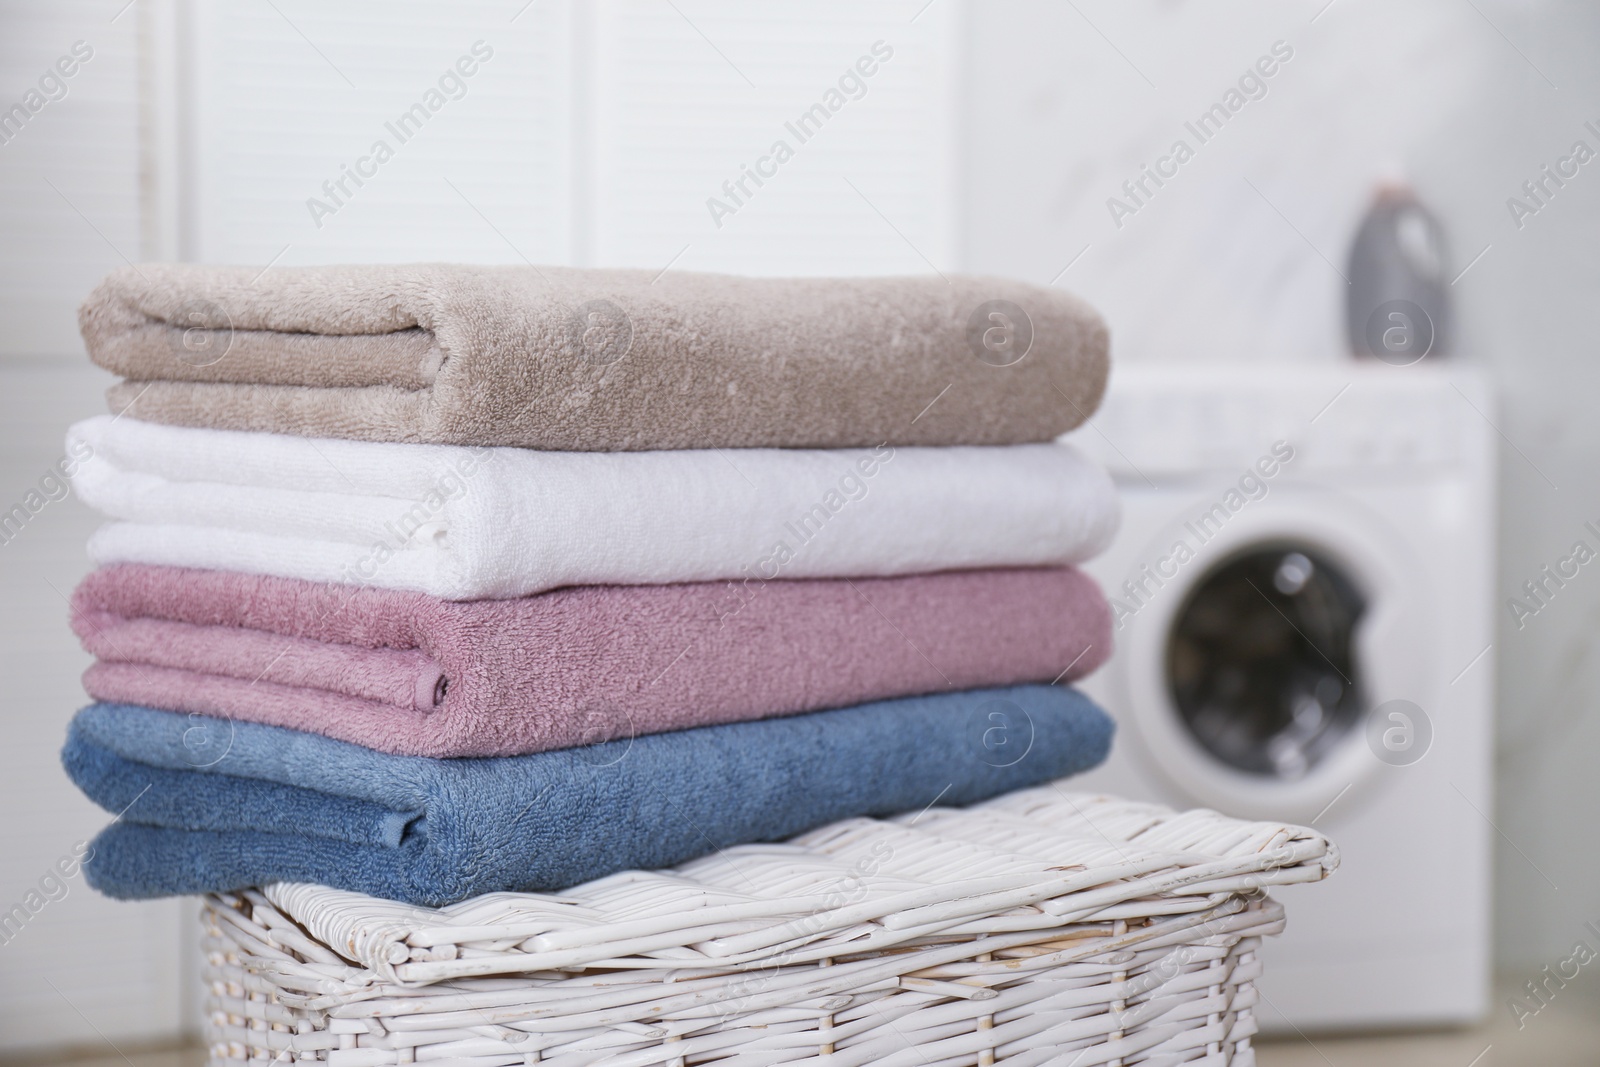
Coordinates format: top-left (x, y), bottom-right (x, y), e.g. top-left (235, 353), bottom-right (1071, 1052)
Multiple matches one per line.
top-left (200, 788), bottom-right (1337, 1066)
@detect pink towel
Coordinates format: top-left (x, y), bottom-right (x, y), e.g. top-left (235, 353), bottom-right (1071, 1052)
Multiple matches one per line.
top-left (72, 564), bottom-right (1111, 758)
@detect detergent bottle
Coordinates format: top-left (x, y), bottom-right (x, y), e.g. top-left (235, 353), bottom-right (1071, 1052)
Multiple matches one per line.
top-left (1346, 179), bottom-right (1450, 365)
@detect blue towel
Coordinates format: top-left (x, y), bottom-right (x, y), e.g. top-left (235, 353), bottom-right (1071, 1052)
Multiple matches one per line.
top-left (63, 685), bottom-right (1112, 906)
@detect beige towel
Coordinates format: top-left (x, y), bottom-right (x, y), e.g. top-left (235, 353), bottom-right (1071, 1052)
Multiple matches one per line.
top-left (81, 264), bottom-right (1109, 450)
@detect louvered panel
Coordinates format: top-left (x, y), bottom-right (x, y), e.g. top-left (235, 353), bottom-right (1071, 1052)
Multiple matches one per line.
top-left (0, 2), bottom-right (142, 356)
top-left (589, 0), bottom-right (958, 276)
top-left (188, 0), bottom-right (572, 266)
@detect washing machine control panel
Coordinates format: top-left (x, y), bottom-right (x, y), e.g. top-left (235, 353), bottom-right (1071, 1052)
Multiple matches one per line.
top-left (1070, 365), bottom-right (1486, 479)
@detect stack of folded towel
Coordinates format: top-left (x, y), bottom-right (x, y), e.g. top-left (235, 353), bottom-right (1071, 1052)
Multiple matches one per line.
top-left (61, 264), bottom-right (1122, 907)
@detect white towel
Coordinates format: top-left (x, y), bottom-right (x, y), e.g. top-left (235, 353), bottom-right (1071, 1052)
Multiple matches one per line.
top-left (69, 416), bottom-right (1119, 600)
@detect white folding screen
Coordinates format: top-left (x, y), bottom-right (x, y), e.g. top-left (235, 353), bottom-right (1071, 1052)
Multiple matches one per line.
top-left (0, 1), bottom-right (143, 357)
top-left (0, 1), bottom-right (188, 1054)
top-left (176, 0), bottom-right (959, 275)
top-left (0, 0), bottom-right (961, 1051)
top-left (183, 0), bottom-right (575, 265)
top-left (587, 0), bottom-right (960, 275)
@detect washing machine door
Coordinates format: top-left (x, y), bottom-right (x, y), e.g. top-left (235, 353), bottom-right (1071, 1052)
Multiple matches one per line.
top-left (1111, 488), bottom-right (1429, 822)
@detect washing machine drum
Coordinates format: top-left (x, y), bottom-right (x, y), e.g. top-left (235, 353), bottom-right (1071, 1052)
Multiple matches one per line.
top-left (1165, 545), bottom-right (1367, 781)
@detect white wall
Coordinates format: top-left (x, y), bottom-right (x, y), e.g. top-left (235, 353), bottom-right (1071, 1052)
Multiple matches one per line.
top-left (960, 0), bottom-right (1600, 970)
top-left (1468, 3), bottom-right (1600, 977)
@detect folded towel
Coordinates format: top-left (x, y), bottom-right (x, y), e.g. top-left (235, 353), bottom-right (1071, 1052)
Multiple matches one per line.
top-left (80, 264), bottom-right (1109, 450)
top-left (74, 563), bottom-right (1111, 758)
top-left (64, 686), bottom-right (1114, 905)
top-left (69, 416), bottom-right (1119, 600)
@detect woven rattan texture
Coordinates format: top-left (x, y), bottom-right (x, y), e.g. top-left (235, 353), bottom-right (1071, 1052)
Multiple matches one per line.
top-left (201, 788), bottom-right (1337, 1065)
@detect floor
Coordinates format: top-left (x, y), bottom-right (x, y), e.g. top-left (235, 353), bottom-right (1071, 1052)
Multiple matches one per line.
top-left (3, 978), bottom-right (1597, 1067)
top-left (1254, 974), bottom-right (1600, 1067)
top-left (1255, 1015), bottom-right (1600, 1066)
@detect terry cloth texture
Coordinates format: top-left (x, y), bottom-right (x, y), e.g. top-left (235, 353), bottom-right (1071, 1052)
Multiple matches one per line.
top-left (64, 686), bottom-right (1115, 905)
top-left (68, 416), bottom-right (1120, 600)
top-left (80, 264), bottom-right (1110, 450)
top-left (73, 563), bottom-right (1112, 758)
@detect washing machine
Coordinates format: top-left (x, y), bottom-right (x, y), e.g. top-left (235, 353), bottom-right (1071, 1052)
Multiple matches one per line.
top-left (1063, 363), bottom-right (1495, 1031)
